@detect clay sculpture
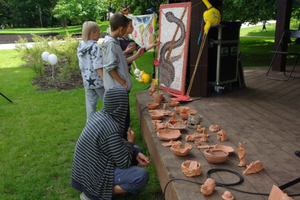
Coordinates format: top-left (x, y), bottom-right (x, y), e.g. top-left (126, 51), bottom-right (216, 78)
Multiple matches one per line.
top-left (147, 102), bottom-right (159, 109)
top-left (152, 92), bottom-right (165, 104)
top-left (237, 142), bottom-right (246, 167)
top-left (204, 149), bottom-right (229, 164)
top-left (243, 160), bottom-right (263, 175)
top-left (222, 191), bottom-right (234, 200)
top-left (170, 143), bottom-right (192, 156)
top-left (217, 130), bottom-right (227, 141)
top-left (181, 160), bottom-right (202, 177)
top-left (157, 129), bottom-right (181, 141)
top-left (200, 178), bottom-right (216, 195)
top-left (268, 185), bottom-right (295, 200)
top-left (194, 140), bottom-right (201, 146)
top-left (214, 144), bottom-right (234, 154)
top-left (209, 125), bottom-right (220, 132)
top-left (162, 140), bottom-right (182, 147)
top-left (197, 125), bottom-right (202, 132)
top-left (168, 100), bottom-right (180, 107)
top-left (201, 127), bottom-right (208, 142)
top-left (187, 113), bottom-right (202, 129)
top-left (165, 121), bottom-right (186, 130)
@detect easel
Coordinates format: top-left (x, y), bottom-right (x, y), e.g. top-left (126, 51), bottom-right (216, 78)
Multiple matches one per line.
top-left (0, 92), bottom-right (13, 103)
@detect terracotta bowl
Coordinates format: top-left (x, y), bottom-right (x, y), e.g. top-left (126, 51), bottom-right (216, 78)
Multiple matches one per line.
top-left (157, 129), bottom-right (181, 141)
top-left (150, 113), bottom-right (164, 120)
top-left (204, 149), bottom-right (229, 164)
top-left (168, 101), bottom-right (180, 107)
top-left (147, 102), bottom-right (159, 110)
top-left (181, 160), bottom-right (202, 177)
top-left (171, 143), bottom-right (192, 156)
top-left (214, 144), bottom-right (235, 155)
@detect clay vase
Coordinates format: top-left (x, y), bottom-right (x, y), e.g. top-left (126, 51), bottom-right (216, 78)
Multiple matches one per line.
top-left (204, 149), bottom-right (229, 164)
top-left (181, 160), bottom-right (202, 177)
top-left (152, 93), bottom-right (164, 104)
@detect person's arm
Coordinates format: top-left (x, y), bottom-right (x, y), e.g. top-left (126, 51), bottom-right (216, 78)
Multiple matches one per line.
top-left (96, 68), bottom-right (103, 80)
top-left (145, 40), bottom-right (160, 51)
top-left (126, 48), bottom-right (145, 64)
top-left (109, 70), bottom-right (127, 89)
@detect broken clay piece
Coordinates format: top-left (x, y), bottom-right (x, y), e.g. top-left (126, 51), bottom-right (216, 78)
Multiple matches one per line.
top-left (181, 160), bottom-right (202, 177)
top-left (237, 142), bottom-right (246, 167)
top-left (194, 140), bottom-right (201, 146)
top-left (209, 125), bottom-right (220, 132)
top-left (165, 121), bottom-right (186, 130)
top-left (222, 191), bottom-right (234, 200)
top-left (168, 100), bottom-right (180, 107)
top-left (200, 178), bottom-right (216, 196)
top-left (243, 160), bottom-right (263, 175)
top-left (147, 102), bottom-right (159, 109)
top-left (268, 185), bottom-right (294, 200)
top-left (152, 121), bottom-right (166, 131)
top-left (171, 143), bottom-right (192, 156)
top-left (217, 130), bottom-right (228, 141)
top-left (157, 129), bottom-right (181, 141)
top-left (204, 149), bottom-right (229, 164)
top-left (162, 140), bottom-right (182, 147)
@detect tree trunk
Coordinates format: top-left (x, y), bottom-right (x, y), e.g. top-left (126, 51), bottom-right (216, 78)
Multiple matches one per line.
top-left (39, 6), bottom-right (43, 28)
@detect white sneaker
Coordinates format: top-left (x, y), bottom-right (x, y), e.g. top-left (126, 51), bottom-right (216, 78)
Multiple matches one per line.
top-left (80, 192), bottom-right (90, 200)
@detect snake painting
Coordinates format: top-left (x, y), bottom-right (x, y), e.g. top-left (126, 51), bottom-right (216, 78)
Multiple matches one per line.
top-left (159, 9), bottom-right (187, 87)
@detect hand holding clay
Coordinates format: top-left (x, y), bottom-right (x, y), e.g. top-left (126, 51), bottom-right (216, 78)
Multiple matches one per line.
top-left (136, 152), bottom-right (150, 167)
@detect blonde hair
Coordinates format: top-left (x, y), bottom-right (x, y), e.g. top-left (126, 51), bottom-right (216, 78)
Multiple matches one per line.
top-left (81, 21), bottom-right (100, 43)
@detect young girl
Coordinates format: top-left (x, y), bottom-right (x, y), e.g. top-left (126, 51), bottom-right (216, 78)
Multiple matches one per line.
top-left (77, 21), bottom-right (104, 121)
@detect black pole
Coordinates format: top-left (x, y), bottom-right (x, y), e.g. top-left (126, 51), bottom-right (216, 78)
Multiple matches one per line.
top-left (0, 92), bottom-right (13, 103)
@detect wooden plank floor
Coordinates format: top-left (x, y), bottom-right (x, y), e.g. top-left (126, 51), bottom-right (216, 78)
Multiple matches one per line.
top-left (135, 67), bottom-right (300, 200)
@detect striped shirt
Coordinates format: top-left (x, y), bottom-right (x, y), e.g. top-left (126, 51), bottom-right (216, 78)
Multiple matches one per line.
top-left (71, 86), bottom-right (136, 199)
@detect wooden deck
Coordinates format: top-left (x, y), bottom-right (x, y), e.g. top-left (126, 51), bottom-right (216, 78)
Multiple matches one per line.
top-left (135, 67), bottom-right (300, 200)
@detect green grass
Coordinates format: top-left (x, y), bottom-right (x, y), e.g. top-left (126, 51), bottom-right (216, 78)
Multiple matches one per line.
top-left (0, 49), bottom-right (161, 199)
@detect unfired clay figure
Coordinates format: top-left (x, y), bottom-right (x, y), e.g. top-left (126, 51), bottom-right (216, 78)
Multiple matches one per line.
top-left (170, 143), bottom-right (192, 156)
top-left (162, 140), bottom-right (182, 147)
top-left (197, 125), bottom-right (202, 132)
top-left (204, 149), bottom-right (229, 164)
top-left (168, 100), bottom-right (180, 107)
top-left (149, 80), bottom-right (156, 96)
top-left (209, 125), bottom-right (220, 132)
top-left (157, 129), bottom-right (181, 141)
top-left (152, 120), bottom-right (166, 131)
top-left (201, 128), bottom-right (208, 142)
top-left (222, 191), bottom-right (234, 200)
top-left (194, 140), bottom-right (201, 146)
top-left (181, 160), bottom-right (202, 177)
top-left (217, 130), bottom-right (227, 141)
top-left (243, 160), bottom-right (263, 175)
top-left (165, 121), bottom-right (186, 130)
top-left (268, 185), bottom-right (295, 200)
top-left (237, 142), bottom-right (246, 167)
top-left (147, 102), bottom-right (159, 109)
top-left (200, 178), bottom-right (216, 196)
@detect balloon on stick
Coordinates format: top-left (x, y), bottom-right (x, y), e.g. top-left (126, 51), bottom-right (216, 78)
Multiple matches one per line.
top-left (48, 54), bottom-right (58, 65)
top-left (41, 51), bottom-right (50, 62)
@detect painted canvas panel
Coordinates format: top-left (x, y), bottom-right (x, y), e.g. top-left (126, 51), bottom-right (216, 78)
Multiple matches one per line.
top-left (158, 2), bottom-right (191, 95)
top-left (129, 14), bottom-right (157, 47)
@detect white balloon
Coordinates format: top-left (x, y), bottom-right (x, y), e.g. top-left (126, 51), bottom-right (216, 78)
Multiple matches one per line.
top-left (48, 54), bottom-right (58, 65)
top-left (41, 51), bottom-right (50, 62)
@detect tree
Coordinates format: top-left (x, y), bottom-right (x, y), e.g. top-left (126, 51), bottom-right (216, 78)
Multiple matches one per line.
top-left (222, 0), bottom-right (278, 24)
top-left (53, 0), bottom-right (109, 27)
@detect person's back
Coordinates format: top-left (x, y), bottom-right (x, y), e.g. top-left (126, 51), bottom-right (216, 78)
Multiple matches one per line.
top-left (77, 21), bottom-right (105, 120)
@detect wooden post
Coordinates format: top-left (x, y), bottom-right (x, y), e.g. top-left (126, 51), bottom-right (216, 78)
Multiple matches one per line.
top-left (273, 0), bottom-right (292, 71)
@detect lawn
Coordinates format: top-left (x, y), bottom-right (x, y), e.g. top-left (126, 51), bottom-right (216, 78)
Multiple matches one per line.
top-left (1, 20), bottom-right (299, 200)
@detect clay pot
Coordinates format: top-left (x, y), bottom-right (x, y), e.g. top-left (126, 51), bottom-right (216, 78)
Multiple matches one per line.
top-left (157, 129), bottom-right (181, 141)
top-left (204, 149), bottom-right (229, 164)
top-left (152, 93), bottom-right (164, 104)
top-left (150, 113), bottom-right (164, 120)
top-left (174, 106), bottom-right (189, 114)
top-left (181, 160), bottom-right (202, 177)
top-left (147, 102), bottom-right (159, 109)
top-left (171, 143), bottom-right (192, 156)
top-left (168, 101), bottom-right (180, 107)
top-left (214, 144), bottom-right (235, 155)
top-left (222, 191), bottom-right (234, 200)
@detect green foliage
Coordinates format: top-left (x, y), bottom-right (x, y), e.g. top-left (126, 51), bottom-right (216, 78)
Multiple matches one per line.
top-left (15, 34), bottom-right (80, 84)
